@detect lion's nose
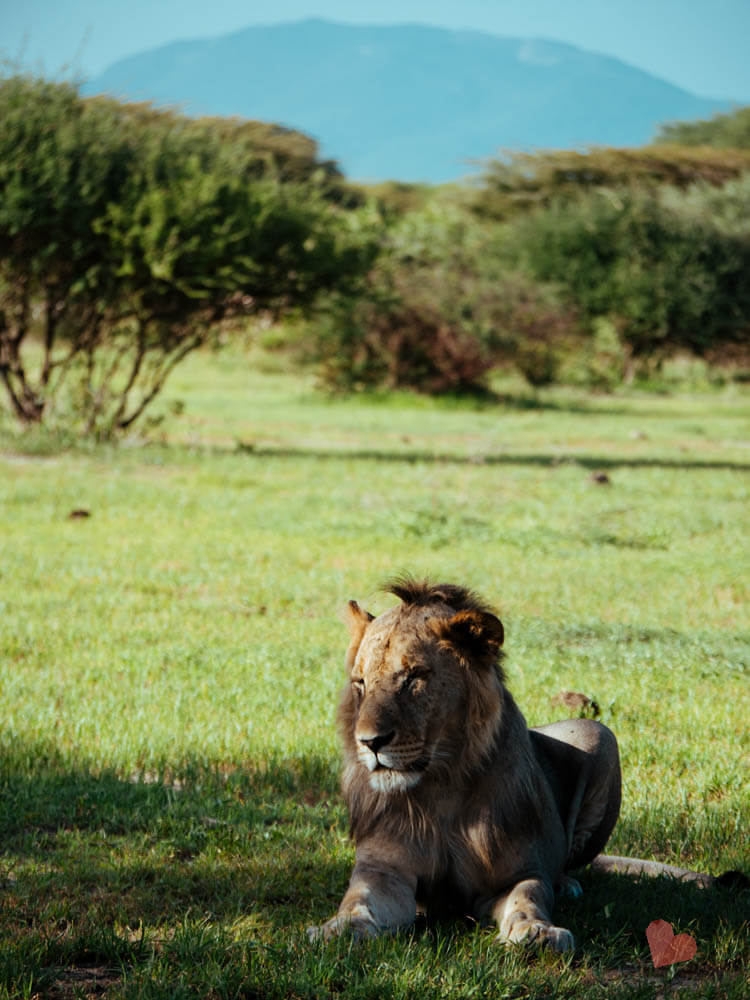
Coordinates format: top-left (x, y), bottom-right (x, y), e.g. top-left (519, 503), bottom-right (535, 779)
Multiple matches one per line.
top-left (359, 731), bottom-right (395, 753)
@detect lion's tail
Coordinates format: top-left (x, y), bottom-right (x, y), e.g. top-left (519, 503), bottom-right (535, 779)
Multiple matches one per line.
top-left (589, 854), bottom-right (749, 890)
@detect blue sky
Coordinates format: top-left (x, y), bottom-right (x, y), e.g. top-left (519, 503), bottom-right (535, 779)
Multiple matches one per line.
top-left (3, 0), bottom-right (750, 102)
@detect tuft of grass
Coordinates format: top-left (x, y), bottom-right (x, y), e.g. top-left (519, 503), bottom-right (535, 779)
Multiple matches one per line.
top-left (0, 349), bottom-right (748, 997)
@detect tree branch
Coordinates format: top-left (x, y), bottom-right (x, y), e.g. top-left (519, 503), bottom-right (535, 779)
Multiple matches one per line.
top-left (117, 331), bottom-right (204, 430)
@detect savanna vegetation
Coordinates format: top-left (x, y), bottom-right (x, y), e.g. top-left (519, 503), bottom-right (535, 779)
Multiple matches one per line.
top-left (2, 76), bottom-right (750, 433)
top-left (654, 104), bottom-right (750, 149)
top-left (0, 73), bottom-right (748, 999)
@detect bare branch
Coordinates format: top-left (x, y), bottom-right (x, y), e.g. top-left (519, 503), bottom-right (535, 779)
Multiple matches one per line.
top-left (117, 332), bottom-right (204, 430)
top-left (109, 321), bottom-right (148, 428)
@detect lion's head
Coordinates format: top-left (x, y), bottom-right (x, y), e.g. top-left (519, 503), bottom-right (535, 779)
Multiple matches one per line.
top-left (338, 578), bottom-right (508, 796)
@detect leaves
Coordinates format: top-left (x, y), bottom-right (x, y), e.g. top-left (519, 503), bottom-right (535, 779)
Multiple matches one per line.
top-left (0, 75), bottom-right (375, 434)
top-left (308, 206), bottom-right (576, 393)
top-left (501, 185), bottom-right (750, 362)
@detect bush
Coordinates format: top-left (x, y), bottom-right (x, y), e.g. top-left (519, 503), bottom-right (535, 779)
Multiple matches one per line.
top-left (307, 207), bottom-right (578, 393)
top-left (503, 184), bottom-right (750, 367)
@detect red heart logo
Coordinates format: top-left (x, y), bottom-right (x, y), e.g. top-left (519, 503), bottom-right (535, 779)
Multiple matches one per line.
top-left (646, 919), bottom-right (697, 968)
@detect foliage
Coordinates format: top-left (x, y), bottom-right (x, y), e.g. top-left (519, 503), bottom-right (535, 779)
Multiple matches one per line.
top-left (157, 107), bottom-right (361, 204)
top-left (502, 183), bottom-right (750, 367)
top-left (655, 104), bottom-right (750, 149)
top-left (356, 179), bottom-right (438, 219)
top-left (368, 145), bottom-right (750, 386)
top-left (474, 145), bottom-right (750, 219)
top-left (0, 75), bottom-right (375, 435)
top-left (1, 357), bottom-right (748, 996)
top-left (3, 77), bottom-right (748, 425)
top-left (308, 207), bottom-right (578, 393)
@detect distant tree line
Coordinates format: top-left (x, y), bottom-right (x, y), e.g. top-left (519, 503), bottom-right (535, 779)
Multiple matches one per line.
top-left (309, 107), bottom-right (750, 394)
top-left (1, 76), bottom-right (749, 432)
top-left (309, 125), bottom-right (750, 394)
top-left (654, 105), bottom-right (750, 150)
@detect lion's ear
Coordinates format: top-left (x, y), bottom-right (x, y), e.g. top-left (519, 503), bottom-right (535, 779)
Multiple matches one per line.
top-left (434, 609), bottom-right (504, 667)
top-left (343, 600), bottom-right (374, 671)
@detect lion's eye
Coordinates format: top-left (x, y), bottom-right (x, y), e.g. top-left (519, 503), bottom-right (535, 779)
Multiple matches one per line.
top-left (351, 678), bottom-right (365, 696)
top-left (400, 672), bottom-right (424, 694)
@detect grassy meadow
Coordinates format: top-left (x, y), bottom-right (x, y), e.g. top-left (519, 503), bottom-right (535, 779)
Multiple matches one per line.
top-left (0, 349), bottom-right (748, 998)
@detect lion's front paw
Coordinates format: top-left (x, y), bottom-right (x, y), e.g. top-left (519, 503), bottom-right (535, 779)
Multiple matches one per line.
top-left (501, 920), bottom-right (575, 952)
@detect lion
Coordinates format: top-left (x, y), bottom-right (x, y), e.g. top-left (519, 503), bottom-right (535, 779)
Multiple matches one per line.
top-left (308, 578), bottom-right (747, 950)
top-left (307, 578), bottom-right (624, 951)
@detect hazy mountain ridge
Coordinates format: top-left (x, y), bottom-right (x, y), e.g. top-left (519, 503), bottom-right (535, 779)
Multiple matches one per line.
top-left (83, 18), bottom-right (730, 182)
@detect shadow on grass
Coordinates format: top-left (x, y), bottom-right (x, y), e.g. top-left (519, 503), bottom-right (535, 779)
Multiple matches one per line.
top-left (566, 866), bottom-right (750, 968)
top-left (1, 741), bottom-right (748, 998)
top-left (0, 742), bottom-right (348, 925)
top-left (2, 739), bottom-right (747, 926)
top-left (238, 445), bottom-right (750, 474)
top-left (318, 390), bottom-right (638, 418)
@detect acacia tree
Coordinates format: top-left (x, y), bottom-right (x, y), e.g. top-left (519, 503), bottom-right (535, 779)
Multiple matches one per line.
top-left (0, 76), bottom-right (375, 434)
top-left (474, 146), bottom-right (750, 220)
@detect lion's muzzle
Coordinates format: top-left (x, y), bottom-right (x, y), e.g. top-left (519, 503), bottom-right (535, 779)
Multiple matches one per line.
top-left (356, 728), bottom-right (432, 791)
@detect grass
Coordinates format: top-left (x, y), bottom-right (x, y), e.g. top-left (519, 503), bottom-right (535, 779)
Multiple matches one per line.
top-left (0, 349), bottom-right (748, 998)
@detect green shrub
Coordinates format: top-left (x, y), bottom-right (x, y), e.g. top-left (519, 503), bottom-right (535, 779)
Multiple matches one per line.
top-left (308, 207), bottom-right (577, 394)
top-left (504, 184), bottom-right (750, 367)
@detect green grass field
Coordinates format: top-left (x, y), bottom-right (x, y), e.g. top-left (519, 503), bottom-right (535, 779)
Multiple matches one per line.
top-left (1, 350), bottom-right (748, 998)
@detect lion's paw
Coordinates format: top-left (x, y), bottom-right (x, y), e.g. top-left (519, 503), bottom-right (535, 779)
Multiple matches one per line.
top-left (501, 921), bottom-right (575, 952)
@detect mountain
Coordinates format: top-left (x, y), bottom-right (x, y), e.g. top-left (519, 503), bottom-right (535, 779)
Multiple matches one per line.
top-left (82, 19), bottom-right (730, 183)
